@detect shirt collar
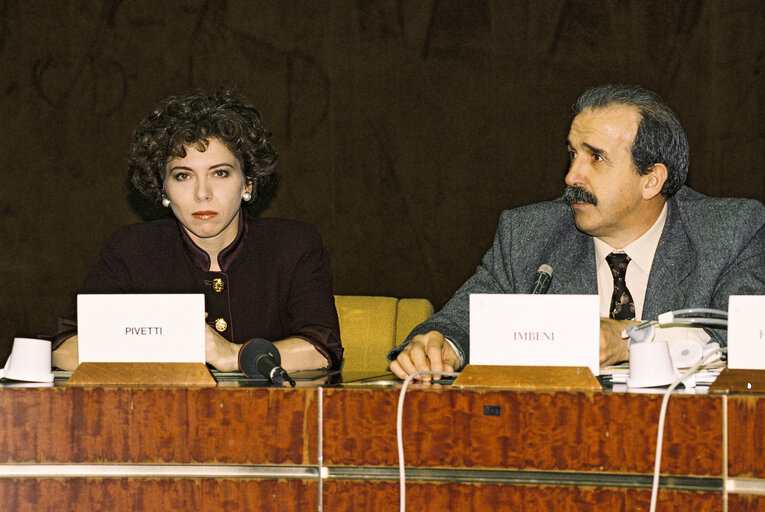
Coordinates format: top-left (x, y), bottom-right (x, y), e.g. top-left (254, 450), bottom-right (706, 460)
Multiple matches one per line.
top-left (178, 209), bottom-right (248, 272)
top-left (593, 202), bottom-right (668, 274)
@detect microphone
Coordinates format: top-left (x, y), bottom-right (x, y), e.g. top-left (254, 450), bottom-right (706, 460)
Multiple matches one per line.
top-left (529, 264), bottom-right (553, 294)
top-left (238, 338), bottom-right (296, 387)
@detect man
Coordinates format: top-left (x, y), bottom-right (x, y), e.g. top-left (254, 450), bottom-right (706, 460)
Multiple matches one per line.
top-left (389, 84), bottom-right (765, 380)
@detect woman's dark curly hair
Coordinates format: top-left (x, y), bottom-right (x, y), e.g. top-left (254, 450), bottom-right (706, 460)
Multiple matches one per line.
top-left (128, 88), bottom-right (278, 203)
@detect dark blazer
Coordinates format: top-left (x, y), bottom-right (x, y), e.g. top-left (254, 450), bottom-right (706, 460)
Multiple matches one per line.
top-left (57, 212), bottom-right (343, 368)
top-left (390, 187), bottom-right (765, 363)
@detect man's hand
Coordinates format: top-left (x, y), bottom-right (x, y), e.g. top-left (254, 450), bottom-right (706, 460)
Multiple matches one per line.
top-left (600, 318), bottom-right (638, 366)
top-left (205, 323), bottom-right (241, 371)
top-left (51, 335), bottom-right (79, 371)
top-left (389, 330), bottom-right (461, 381)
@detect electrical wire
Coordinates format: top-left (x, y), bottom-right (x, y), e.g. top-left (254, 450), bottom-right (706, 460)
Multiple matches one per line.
top-left (626, 310), bottom-right (728, 344)
top-left (649, 347), bottom-right (726, 512)
top-left (662, 318), bottom-right (728, 328)
top-left (669, 308), bottom-right (727, 318)
top-left (397, 370), bottom-right (459, 512)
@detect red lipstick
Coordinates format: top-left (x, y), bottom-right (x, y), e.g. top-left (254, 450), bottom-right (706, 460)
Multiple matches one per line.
top-left (192, 210), bottom-right (218, 220)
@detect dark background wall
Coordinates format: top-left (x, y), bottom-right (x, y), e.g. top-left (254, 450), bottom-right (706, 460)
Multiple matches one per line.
top-left (2, 0), bottom-right (763, 362)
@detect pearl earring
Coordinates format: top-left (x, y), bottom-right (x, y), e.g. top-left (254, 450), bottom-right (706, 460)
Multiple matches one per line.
top-left (242, 192), bottom-right (252, 202)
top-left (161, 197), bottom-right (171, 207)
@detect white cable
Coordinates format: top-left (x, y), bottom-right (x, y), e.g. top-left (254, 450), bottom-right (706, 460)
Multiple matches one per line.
top-left (657, 317), bottom-right (728, 328)
top-left (318, 386), bottom-right (324, 512)
top-left (397, 371), bottom-right (459, 512)
top-left (722, 395), bottom-right (729, 512)
top-left (659, 309), bottom-right (728, 324)
top-left (626, 314), bottom-right (728, 343)
top-left (670, 308), bottom-right (728, 318)
top-left (649, 347), bottom-right (725, 512)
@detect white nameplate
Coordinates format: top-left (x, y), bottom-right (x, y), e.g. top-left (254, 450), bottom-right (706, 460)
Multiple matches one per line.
top-left (78, 294), bottom-right (206, 364)
top-left (470, 294), bottom-right (600, 375)
top-left (727, 295), bottom-right (765, 370)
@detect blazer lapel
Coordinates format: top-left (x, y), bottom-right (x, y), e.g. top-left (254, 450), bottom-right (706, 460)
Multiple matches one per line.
top-left (548, 229), bottom-right (598, 295)
top-left (643, 198), bottom-right (692, 320)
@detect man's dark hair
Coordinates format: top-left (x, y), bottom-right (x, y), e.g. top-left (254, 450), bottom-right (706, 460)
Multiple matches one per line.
top-left (573, 84), bottom-right (688, 197)
top-left (128, 88), bottom-right (278, 203)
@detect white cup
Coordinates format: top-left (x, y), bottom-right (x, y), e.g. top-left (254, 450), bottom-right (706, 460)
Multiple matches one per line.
top-left (0, 338), bottom-right (54, 383)
top-left (627, 340), bottom-right (677, 388)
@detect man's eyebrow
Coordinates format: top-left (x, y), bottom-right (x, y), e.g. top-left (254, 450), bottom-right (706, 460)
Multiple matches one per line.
top-left (582, 142), bottom-right (610, 161)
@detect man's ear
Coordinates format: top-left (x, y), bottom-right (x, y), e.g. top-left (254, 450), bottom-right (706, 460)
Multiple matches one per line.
top-left (642, 163), bottom-right (667, 200)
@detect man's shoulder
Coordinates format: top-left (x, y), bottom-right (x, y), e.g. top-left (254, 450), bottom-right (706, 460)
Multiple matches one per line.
top-left (490, 198), bottom-right (585, 262)
top-left (497, 197), bottom-right (573, 230)
top-left (667, 187), bottom-right (765, 259)
top-left (671, 186), bottom-right (765, 229)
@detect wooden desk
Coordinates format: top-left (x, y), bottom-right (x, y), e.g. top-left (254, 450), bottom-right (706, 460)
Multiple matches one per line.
top-left (0, 380), bottom-right (763, 511)
top-left (0, 386), bottom-right (320, 511)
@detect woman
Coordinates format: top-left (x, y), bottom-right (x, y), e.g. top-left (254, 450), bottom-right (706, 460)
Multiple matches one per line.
top-left (52, 89), bottom-right (342, 372)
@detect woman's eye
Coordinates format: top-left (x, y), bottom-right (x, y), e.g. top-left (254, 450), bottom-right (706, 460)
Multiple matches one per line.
top-left (214, 169), bottom-right (230, 178)
top-left (592, 154), bottom-right (603, 162)
top-left (174, 173), bottom-right (190, 181)
top-left (568, 150), bottom-right (576, 160)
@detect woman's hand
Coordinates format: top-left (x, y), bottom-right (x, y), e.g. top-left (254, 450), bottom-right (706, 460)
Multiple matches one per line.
top-left (204, 324), bottom-right (241, 371)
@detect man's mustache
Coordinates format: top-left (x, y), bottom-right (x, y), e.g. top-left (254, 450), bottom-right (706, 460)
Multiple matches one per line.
top-left (563, 186), bottom-right (598, 206)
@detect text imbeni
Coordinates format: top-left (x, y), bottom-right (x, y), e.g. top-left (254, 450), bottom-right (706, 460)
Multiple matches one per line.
top-left (513, 331), bottom-right (555, 341)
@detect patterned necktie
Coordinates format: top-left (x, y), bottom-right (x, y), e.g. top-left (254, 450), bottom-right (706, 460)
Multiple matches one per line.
top-left (606, 252), bottom-right (635, 320)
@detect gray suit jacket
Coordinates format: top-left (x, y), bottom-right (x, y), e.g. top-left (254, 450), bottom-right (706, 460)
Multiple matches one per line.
top-left (389, 187), bottom-right (765, 363)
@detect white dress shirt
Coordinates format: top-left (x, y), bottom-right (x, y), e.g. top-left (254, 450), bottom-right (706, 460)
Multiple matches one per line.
top-left (594, 203), bottom-right (668, 320)
top-left (593, 202), bottom-right (709, 346)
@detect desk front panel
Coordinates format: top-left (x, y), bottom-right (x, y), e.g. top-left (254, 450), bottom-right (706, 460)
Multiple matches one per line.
top-left (1, 478), bottom-right (317, 512)
top-left (0, 387), bottom-right (318, 465)
top-left (322, 387), bottom-right (723, 476)
top-left (2, 382), bottom-right (762, 511)
top-left (728, 395), bottom-right (765, 479)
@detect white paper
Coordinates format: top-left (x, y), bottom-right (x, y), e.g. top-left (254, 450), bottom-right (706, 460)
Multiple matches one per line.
top-left (77, 294), bottom-right (206, 363)
top-left (727, 295), bottom-right (765, 370)
top-left (470, 294), bottom-right (600, 375)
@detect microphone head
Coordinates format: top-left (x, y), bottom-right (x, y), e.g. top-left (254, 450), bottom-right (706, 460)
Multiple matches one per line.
top-left (239, 338), bottom-right (281, 379)
top-left (529, 264), bottom-right (554, 294)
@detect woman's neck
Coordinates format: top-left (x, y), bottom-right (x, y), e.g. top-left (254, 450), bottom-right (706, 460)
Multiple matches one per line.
top-left (184, 214), bottom-right (241, 272)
